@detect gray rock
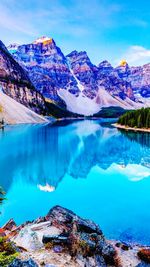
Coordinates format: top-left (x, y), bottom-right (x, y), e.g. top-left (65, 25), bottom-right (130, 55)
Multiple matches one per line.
top-left (42, 234), bottom-right (68, 245)
top-left (95, 255), bottom-right (107, 267)
top-left (97, 238), bottom-right (107, 253)
top-left (77, 218), bottom-right (102, 234)
top-left (47, 206), bottom-right (103, 236)
top-left (102, 244), bottom-right (116, 264)
top-left (47, 205), bottom-right (76, 225)
top-left (8, 258), bottom-right (38, 267)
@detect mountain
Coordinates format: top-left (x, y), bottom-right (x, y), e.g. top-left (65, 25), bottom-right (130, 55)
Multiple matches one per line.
top-left (0, 40), bottom-right (47, 115)
top-left (98, 60), bottom-right (135, 101)
top-left (114, 61), bottom-right (150, 102)
top-left (129, 64), bottom-right (150, 99)
top-left (0, 90), bottom-right (48, 124)
top-left (11, 37), bottom-right (78, 106)
top-left (8, 37), bottom-right (150, 116)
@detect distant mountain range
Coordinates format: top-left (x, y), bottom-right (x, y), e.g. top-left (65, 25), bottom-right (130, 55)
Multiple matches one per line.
top-left (0, 36), bottom-right (149, 119)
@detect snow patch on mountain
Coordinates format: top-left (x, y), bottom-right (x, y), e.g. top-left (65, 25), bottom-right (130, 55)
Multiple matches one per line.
top-left (69, 68), bottom-right (84, 92)
top-left (58, 86), bottom-right (146, 116)
top-left (58, 89), bottom-right (100, 115)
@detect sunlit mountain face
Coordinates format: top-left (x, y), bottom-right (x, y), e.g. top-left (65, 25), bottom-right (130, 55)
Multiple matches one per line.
top-left (0, 120), bottom-right (150, 244)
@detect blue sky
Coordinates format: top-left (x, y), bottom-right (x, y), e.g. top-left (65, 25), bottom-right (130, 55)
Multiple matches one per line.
top-left (1, 0), bottom-right (150, 66)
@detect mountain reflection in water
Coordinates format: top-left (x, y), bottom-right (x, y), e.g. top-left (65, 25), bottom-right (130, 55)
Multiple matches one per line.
top-left (0, 120), bottom-right (149, 192)
top-left (0, 120), bottom-right (150, 244)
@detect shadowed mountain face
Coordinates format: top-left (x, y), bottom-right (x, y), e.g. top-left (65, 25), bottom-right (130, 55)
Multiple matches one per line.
top-left (8, 37), bottom-right (150, 115)
top-left (0, 40), bottom-right (46, 115)
top-left (0, 120), bottom-right (149, 194)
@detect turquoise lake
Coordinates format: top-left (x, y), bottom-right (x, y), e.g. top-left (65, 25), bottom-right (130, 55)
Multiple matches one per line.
top-left (0, 119), bottom-right (150, 245)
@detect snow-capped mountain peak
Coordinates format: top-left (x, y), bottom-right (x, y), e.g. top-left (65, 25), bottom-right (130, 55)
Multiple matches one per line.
top-left (33, 36), bottom-right (54, 45)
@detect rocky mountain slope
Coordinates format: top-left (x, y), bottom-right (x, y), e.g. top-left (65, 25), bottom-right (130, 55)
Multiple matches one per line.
top-left (0, 90), bottom-right (48, 124)
top-left (8, 37), bottom-right (150, 116)
top-left (0, 40), bottom-right (47, 115)
top-left (114, 61), bottom-right (150, 104)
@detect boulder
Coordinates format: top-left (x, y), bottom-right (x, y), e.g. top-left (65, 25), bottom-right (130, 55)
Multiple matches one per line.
top-left (9, 206), bottom-right (117, 266)
top-left (45, 206), bottom-right (117, 264)
top-left (42, 234), bottom-right (68, 245)
top-left (47, 206), bottom-right (102, 235)
top-left (13, 227), bottom-right (43, 251)
top-left (77, 218), bottom-right (102, 234)
top-left (47, 205), bottom-right (76, 226)
top-left (8, 258), bottom-right (38, 267)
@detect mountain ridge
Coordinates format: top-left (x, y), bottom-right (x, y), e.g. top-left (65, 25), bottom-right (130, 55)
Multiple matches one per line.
top-left (6, 36), bottom-right (150, 116)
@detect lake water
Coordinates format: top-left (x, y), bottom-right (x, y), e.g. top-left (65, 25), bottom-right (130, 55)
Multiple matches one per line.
top-left (0, 119), bottom-right (150, 245)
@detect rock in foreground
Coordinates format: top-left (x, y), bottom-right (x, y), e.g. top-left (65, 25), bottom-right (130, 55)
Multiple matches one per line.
top-left (2, 206), bottom-right (116, 266)
top-left (1, 206), bottom-right (149, 267)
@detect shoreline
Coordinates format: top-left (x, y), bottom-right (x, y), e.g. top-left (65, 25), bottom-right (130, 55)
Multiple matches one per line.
top-left (113, 123), bottom-right (150, 133)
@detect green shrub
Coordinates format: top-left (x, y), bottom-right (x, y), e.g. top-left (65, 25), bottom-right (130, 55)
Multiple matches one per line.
top-left (0, 237), bottom-right (19, 266)
top-left (0, 237), bottom-right (16, 255)
top-left (0, 252), bottom-right (19, 267)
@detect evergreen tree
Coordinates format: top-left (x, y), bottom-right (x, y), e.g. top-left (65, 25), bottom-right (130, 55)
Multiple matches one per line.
top-left (118, 108), bottom-right (150, 128)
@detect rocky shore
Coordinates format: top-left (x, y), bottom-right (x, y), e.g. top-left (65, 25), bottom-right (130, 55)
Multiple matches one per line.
top-left (1, 206), bottom-right (150, 267)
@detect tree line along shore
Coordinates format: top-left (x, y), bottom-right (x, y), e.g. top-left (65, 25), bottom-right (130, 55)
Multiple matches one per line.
top-left (117, 107), bottom-right (150, 130)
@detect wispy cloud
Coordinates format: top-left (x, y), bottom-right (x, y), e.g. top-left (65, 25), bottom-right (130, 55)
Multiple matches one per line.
top-left (1, 0), bottom-right (150, 66)
top-left (0, 0), bottom-right (123, 42)
top-left (0, 2), bottom-right (38, 36)
top-left (131, 19), bottom-right (148, 28)
top-left (117, 45), bottom-right (150, 66)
